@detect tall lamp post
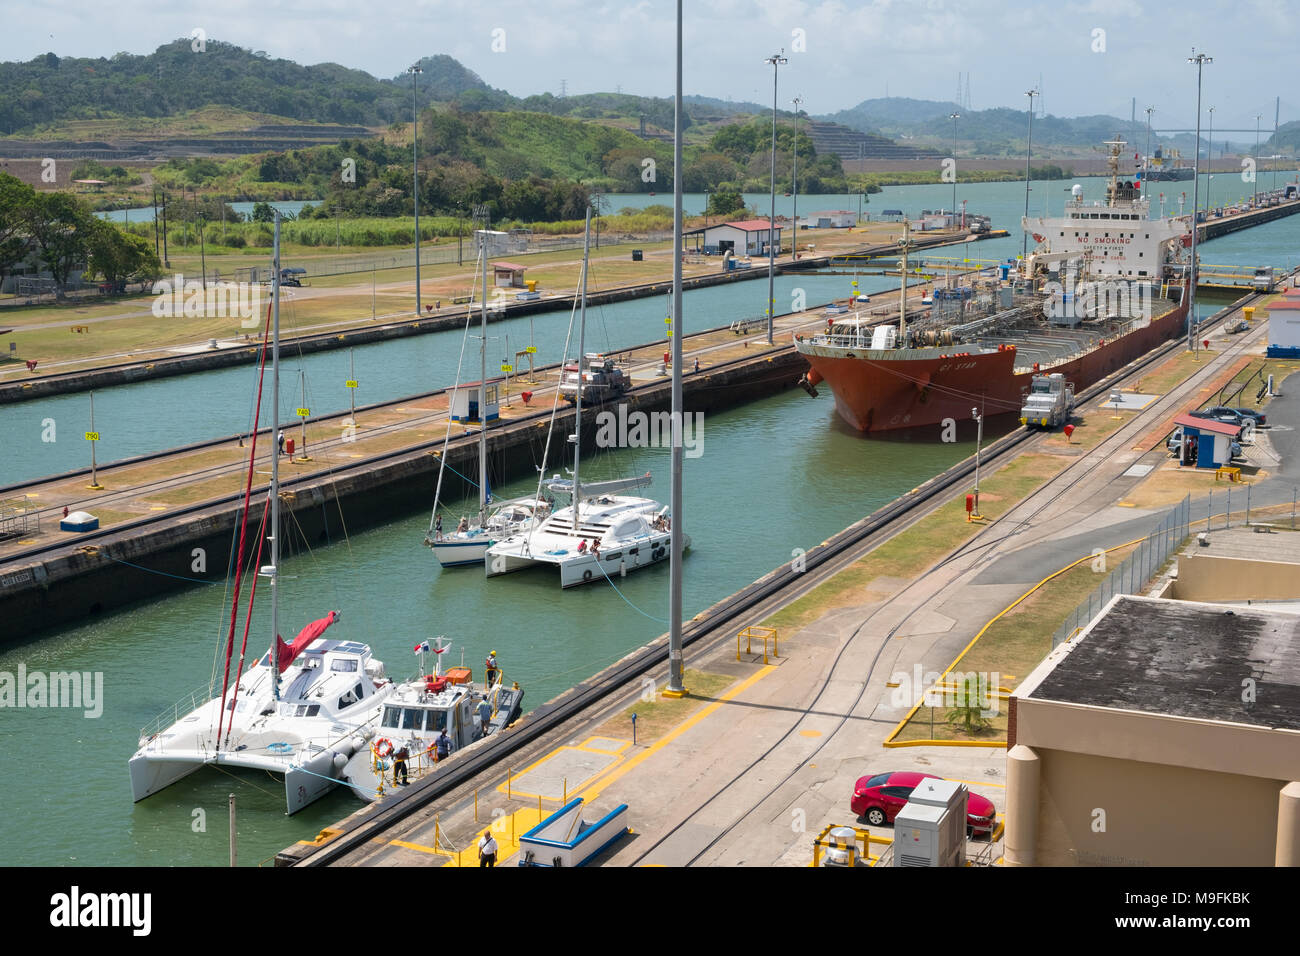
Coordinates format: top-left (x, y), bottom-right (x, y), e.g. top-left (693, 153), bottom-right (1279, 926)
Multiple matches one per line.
top-left (409, 62), bottom-right (423, 316)
top-left (764, 49), bottom-right (787, 345)
top-left (1022, 88), bottom-right (1039, 261)
top-left (1143, 106), bottom-right (1155, 201)
top-left (1187, 51), bottom-right (1212, 355)
top-left (949, 111), bottom-right (960, 221)
top-left (1254, 113), bottom-right (1262, 205)
top-left (791, 94), bottom-right (802, 258)
top-left (1206, 106), bottom-right (1215, 212)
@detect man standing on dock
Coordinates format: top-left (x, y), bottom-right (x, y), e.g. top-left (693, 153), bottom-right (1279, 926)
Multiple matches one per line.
top-left (277, 430), bottom-right (285, 456)
top-left (478, 831), bottom-right (498, 867)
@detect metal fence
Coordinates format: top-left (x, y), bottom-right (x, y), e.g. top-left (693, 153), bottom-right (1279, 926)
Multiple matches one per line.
top-left (221, 229), bottom-right (674, 285)
top-left (1051, 494), bottom-right (1192, 647)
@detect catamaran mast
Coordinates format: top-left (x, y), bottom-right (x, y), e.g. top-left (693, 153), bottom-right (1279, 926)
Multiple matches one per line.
top-left (270, 212), bottom-right (281, 701)
top-left (572, 208), bottom-right (592, 527)
top-left (479, 232), bottom-right (489, 525)
top-left (666, 0), bottom-right (686, 696)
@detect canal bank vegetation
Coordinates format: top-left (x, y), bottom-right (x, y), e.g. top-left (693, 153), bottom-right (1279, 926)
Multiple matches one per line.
top-left (849, 164), bottom-right (1076, 191)
top-left (763, 452), bottom-right (1067, 636)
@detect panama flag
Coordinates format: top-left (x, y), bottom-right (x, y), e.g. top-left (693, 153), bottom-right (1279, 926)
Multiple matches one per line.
top-left (414, 640), bottom-right (430, 654)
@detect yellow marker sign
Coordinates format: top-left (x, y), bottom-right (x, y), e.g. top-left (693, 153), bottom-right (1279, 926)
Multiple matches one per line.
top-left (84, 431), bottom-right (100, 441)
top-left (345, 380), bottom-right (359, 388)
top-left (296, 407), bottom-right (310, 418)
top-left (665, 317), bottom-right (672, 325)
top-left (666, 330), bottom-right (673, 337)
top-left (524, 346), bottom-right (537, 354)
top-left (501, 363), bottom-right (513, 373)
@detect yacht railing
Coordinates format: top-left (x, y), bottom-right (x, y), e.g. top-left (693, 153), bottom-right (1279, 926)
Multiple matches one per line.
top-left (138, 681), bottom-right (219, 742)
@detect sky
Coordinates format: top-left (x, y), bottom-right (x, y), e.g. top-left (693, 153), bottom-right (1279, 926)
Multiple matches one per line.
top-left (2, 0), bottom-right (1296, 133)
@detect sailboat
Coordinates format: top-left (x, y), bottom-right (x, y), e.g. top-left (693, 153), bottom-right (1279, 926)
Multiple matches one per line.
top-left (484, 208), bottom-right (687, 588)
top-left (128, 214), bottom-right (395, 815)
top-left (425, 234), bottom-right (550, 567)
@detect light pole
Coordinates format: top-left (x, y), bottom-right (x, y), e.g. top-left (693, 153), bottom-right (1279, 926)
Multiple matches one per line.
top-left (1143, 106), bottom-right (1155, 201)
top-left (949, 111), bottom-right (960, 223)
top-left (1187, 51), bottom-right (1212, 355)
top-left (1022, 88), bottom-right (1039, 261)
top-left (409, 62), bottom-right (423, 316)
top-left (971, 404), bottom-right (984, 518)
top-left (1254, 113), bottom-right (1262, 205)
top-left (791, 94), bottom-right (802, 257)
top-left (764, 49), bottom-right (787, 345)
top-left (1207, 106), bottom-right (1214, 212)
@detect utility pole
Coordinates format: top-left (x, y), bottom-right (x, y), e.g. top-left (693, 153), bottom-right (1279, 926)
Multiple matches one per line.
top-left (949, 111), bottom-right (960, 221)
top-left (1187, 51), bottom-right (1212, 355)
top-left (1207, 106), bottom-right (1214, 212)
top-left (1143, 106), bottom-right (1155, 201)
top-left (1254, 113), bottom-right (1262, 205)
top-left (1022, 88), bottom-right (1039, 261)
top-left (764, 50), bottom-right (788, 346)
top-left (409, 62), bottom-right (423, 316)
top-left (791, 94), bottom-right (802, 257)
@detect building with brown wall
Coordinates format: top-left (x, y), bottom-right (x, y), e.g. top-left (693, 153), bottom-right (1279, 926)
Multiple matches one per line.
top-left (1005, 594), bottom-right (1300, 866)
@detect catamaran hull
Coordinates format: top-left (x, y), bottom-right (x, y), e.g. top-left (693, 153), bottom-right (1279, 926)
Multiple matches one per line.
top-left (128, 753), bottom-right (205, 803)
top-left (486, 534), bottom-right (688, 587)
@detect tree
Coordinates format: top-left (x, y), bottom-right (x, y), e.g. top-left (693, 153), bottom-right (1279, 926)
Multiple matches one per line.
top-left (945, 674), bottom-right (993, 734)
top-left (251, 201), bottom-right (276, 223)
top-left (26, 191), bottom-right (92, 297)
top-left (86, 219), bottom-right (160, 290)
top-left (706, 189), bottom-right (745, 218)
top-left (0, 174), bottom-right (36, 288)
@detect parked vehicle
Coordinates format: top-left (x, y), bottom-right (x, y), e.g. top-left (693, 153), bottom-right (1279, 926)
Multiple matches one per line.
top-left (1229, 407), bottom-right (1267, 427)
top-left (851, 770), bottom-right (997, 836)
top-left (1188, 407), bottom-right (1246, 425)
top-left (1225, 318), bottom-right (1250, 334)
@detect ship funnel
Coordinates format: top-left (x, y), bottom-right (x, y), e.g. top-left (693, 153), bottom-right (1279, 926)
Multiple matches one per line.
top-left (1071, 184), bottom-right (1084, 200)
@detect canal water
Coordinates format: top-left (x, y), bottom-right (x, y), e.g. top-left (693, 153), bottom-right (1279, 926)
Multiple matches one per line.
top-left (0, 384), bottom-right (983, 866)
top-left (2, 174), bottom-right (1295, 865)
top-left (9, 174), bottom-right (1296, 484)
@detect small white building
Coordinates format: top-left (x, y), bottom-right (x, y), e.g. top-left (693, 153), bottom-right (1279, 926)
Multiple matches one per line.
top-left (683, 219), bottom-right (782, 257)
top-left (802, 210), bottom-right (856, 229)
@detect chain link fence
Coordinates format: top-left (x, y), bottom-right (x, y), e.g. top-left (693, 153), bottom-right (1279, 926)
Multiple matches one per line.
top-left (1051, 494), bottom-right (1191, 647)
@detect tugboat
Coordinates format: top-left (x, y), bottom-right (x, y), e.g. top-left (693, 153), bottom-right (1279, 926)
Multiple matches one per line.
top-left (342, 640), bottom-right (524, 801)
top-left (1139, 145), bottom-right (1195, 182)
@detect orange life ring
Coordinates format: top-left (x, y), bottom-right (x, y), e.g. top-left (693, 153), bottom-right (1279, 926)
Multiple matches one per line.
top-left (374, 737), bottom-right (394, 758)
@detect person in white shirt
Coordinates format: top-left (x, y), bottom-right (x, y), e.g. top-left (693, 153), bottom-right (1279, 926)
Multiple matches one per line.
top-left (478, 832), bottom-right (498, 867)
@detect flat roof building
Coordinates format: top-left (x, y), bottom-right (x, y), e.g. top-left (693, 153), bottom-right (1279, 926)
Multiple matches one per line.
top-left (1006, 594), bottom-right (1300, 866)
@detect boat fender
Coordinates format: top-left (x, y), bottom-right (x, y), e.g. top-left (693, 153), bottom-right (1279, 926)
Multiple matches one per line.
top-left (374, 737), bottom-right (394, 758)
top-left (583, 569), bottom-right (593, 582)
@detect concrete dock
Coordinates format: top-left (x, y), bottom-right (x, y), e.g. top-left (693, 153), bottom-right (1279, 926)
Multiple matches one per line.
top-left (278, 297), bottom-right (1287, 867)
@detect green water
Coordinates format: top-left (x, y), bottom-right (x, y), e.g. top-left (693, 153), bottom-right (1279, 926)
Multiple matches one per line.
top-left (0, 386), bottom-right (982, 866)
top-left (2, 173), bottom-right (1294, 866)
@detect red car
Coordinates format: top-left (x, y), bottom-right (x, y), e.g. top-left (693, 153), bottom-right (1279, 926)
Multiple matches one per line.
top-left (851, 771), bottom-right (997, 836)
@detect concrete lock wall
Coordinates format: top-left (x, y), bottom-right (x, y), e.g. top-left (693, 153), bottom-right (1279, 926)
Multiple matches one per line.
top-left (1029, 747), bottom-right (1284, 866)
top-left (1173, 554), bottom-right (1300, 602)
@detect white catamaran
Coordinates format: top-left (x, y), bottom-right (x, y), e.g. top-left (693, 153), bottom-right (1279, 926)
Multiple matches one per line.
top-left (129, 215), bottom-right (394, 815)
top-left (484, 209), bottom-right (686, 588)
top-left (425, 235), bottom-right (550, 567)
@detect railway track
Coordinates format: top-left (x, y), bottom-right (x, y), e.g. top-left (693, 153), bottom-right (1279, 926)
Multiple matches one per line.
top-left (293, 291), bottom-right (1271, 866)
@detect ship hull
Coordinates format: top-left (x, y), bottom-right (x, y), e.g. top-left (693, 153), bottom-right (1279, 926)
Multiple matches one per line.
top-left (798, 301), bottom-right (1189, 434)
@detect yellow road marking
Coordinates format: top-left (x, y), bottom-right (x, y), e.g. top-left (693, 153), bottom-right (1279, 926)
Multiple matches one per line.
top-left (577, 665), bottom-right (776, 802)
top-left (389, 838), bottom-right (449, 857)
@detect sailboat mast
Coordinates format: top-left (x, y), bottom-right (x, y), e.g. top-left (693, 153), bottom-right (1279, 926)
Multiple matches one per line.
top-left (270, 213), bottom-right (281, 701)
top-left (667, 0), bottom-right (686, 696)
top-left (479, 232), bottom-right (489, 523)
top-left (573, 208), bottom-right (592, 526)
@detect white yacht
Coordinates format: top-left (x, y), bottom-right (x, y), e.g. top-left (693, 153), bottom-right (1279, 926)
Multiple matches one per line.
top-left (484, 208), bottom-right (685, 588)
top-left (428, 496), bottom-right (552, 566)
top-left (128, 215), bottom-right (394, 815)
top-left (485, 474), bottom-right (684, 588)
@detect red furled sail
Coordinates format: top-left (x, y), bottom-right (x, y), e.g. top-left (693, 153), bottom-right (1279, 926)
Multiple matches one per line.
top-left (275, 611), bottom-right (340, 673)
